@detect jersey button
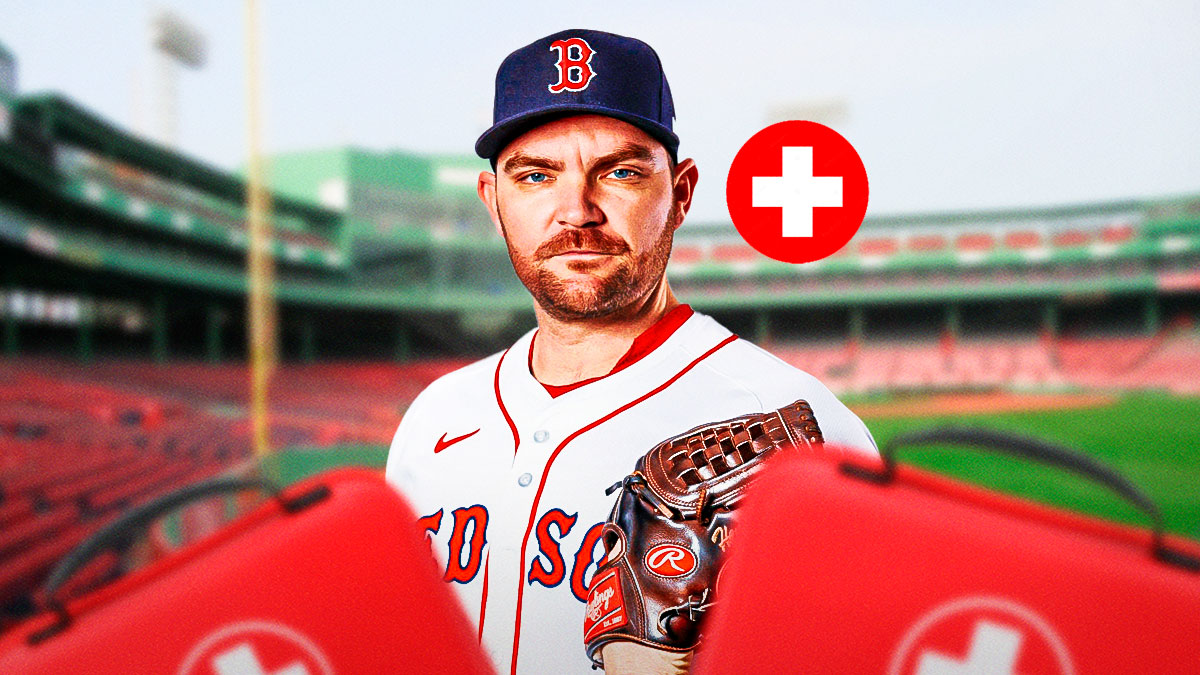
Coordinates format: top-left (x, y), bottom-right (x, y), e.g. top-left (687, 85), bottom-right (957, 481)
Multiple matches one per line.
top-left (533, 430), bottom-right (549, 443)
top-left (517, 472), bottom-right (533, 487)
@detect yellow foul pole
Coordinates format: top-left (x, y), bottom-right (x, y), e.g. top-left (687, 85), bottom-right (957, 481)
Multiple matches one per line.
top-left (244, 0), bottom-right (276, 459)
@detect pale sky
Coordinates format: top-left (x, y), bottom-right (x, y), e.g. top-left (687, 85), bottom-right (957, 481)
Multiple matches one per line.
top-left (2, 1), bottom-right (1198, 221)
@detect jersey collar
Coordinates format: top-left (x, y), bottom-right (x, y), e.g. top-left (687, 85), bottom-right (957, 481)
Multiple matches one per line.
top-left (529, 304), bottom-right (695, 398)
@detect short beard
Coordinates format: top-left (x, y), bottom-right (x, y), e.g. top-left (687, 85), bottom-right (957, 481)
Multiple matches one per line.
top-left (500, 205), bottom-right (677, 322)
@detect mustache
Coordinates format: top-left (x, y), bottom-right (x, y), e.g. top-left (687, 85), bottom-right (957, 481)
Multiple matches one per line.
top-left (535, 229), bottom-right (630, 259)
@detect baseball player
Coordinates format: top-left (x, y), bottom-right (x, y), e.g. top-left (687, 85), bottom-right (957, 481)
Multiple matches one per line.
top-left (386, 29), bottom-right (877, 675)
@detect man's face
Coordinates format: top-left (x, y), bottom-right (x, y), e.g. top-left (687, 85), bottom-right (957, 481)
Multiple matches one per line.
top-left (478, 115), bottom-right (696, 321)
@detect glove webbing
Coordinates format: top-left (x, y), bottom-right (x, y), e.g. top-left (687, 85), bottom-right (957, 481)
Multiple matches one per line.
top-left (665, 419), bottom-right (772, 487)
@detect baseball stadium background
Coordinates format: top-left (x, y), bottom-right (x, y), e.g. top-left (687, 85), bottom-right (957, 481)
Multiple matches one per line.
top-left (2, 4), bottom-right (1199, 635)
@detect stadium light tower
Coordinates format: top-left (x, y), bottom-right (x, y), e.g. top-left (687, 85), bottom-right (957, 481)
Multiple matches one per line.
top-left (150, 8), bottom-right (207, 147)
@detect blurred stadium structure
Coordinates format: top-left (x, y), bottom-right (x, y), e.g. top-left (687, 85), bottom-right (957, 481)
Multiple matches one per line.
top-left (1, 35), bottom-right (1199, 630)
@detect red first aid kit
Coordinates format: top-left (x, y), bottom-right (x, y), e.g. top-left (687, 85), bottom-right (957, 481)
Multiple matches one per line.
top-left (695, 427), bottom-right (1200, 674)
top-left (0, 468), bottom-right (494, 674)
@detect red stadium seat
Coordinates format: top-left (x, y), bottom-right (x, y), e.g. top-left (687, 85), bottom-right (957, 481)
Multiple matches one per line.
top-left (858, 237), bottom-right (898, 256)
top-left (711, 244), bottom-right (757, 262)
top-left (1003, 230), bottom-right (1042, 249)
top-left (1051, 229), bottom-right (1089, 247)
top-left (670, 245), bottom-right (703, 264)
top-left (765, 331), bottom-right (1200, 396)
top-left (1100, 224), bottom-right (1134, 244)
top-left (908, 234), bottom-right (946, 251)
top-left (955, 233), bottom-right (995, 251)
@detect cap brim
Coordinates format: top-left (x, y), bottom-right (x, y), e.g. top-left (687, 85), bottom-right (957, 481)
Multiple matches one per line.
top-left (475, 105), bottom-right (680, 162)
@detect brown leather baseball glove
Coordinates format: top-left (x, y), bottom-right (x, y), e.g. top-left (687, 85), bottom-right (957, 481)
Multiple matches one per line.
top-left (583, 400), bottom-right (825, 668)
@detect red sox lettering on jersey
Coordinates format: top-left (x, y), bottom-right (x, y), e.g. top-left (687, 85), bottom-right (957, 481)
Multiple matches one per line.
top-left (386, 310), bottom-right (878, 674)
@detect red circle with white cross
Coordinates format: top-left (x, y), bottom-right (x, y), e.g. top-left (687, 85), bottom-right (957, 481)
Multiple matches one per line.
top-left (725, 120), bottom-right (868, 264)
top-left (889, 597), bottom-right (1074, 675)
top-left (180, 621), bottom-right (333, 675)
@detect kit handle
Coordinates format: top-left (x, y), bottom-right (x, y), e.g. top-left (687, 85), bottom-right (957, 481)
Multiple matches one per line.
top-left (30, 475), bottom-right (329, 645)
top-left (840, 425), bottom-right (1199, 572)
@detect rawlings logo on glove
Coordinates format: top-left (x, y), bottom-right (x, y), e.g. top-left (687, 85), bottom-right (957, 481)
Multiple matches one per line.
top-left (584, 570), bottom-right (629, 642)
top-left (645, 544), bottom-right (697, 578)
top-left (582, 400), bottom-right (826, 667)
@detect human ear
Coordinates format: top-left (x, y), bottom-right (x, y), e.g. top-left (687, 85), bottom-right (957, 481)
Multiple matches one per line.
top-left (670, 158), bottom-right (698, 230)
top-left (477, 171), bottom-right (503, 237)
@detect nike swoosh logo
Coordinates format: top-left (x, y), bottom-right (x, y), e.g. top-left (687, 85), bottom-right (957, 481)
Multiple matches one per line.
top-left (434, 429), bottom-right (480, 454)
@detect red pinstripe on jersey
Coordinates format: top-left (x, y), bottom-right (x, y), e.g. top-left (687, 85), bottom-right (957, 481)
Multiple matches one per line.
top-left (506, 333), bottom-right (739, 673)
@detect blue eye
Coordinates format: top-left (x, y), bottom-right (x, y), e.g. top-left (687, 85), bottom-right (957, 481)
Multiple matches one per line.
top-left (610, 168), bottom-right (636, 179)
top-left (523, 172), bottom-right (548, 183)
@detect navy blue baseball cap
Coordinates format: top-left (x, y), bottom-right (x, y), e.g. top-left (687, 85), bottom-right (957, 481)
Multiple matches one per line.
top-left (475, 29), bottom-right (679, 163)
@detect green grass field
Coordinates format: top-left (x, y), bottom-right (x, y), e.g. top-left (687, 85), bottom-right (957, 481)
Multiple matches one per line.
top-left (264, 391), bottom-right (1200, 542)
top-left (260, 445), bottom-right (389, 486)
top-left (857, 391), bottom-right (1200, 541)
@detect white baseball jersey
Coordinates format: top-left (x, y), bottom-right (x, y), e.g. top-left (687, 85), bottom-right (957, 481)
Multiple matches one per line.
top-left (386, 309), bottom-right (876, 674)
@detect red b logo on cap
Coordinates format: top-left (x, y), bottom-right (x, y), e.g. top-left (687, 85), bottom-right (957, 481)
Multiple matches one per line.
top-left (548, 38), bottom-right (596, 93)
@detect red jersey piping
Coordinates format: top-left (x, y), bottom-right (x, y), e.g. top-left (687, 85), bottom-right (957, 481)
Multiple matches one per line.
top-left (508, 333), bottom-right (738, 673)
top-left (494, 347), bottom-right (520, 455)
top-left (482, 347), bottom-right (517, 637)
top-left (477, 554), bottom-right (490, 643)
top-left (530, 304), bottom-right (696, 398)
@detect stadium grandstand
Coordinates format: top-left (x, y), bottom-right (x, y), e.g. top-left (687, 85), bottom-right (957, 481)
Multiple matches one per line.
top-left (2, 35), bottom-right (1199, 629)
